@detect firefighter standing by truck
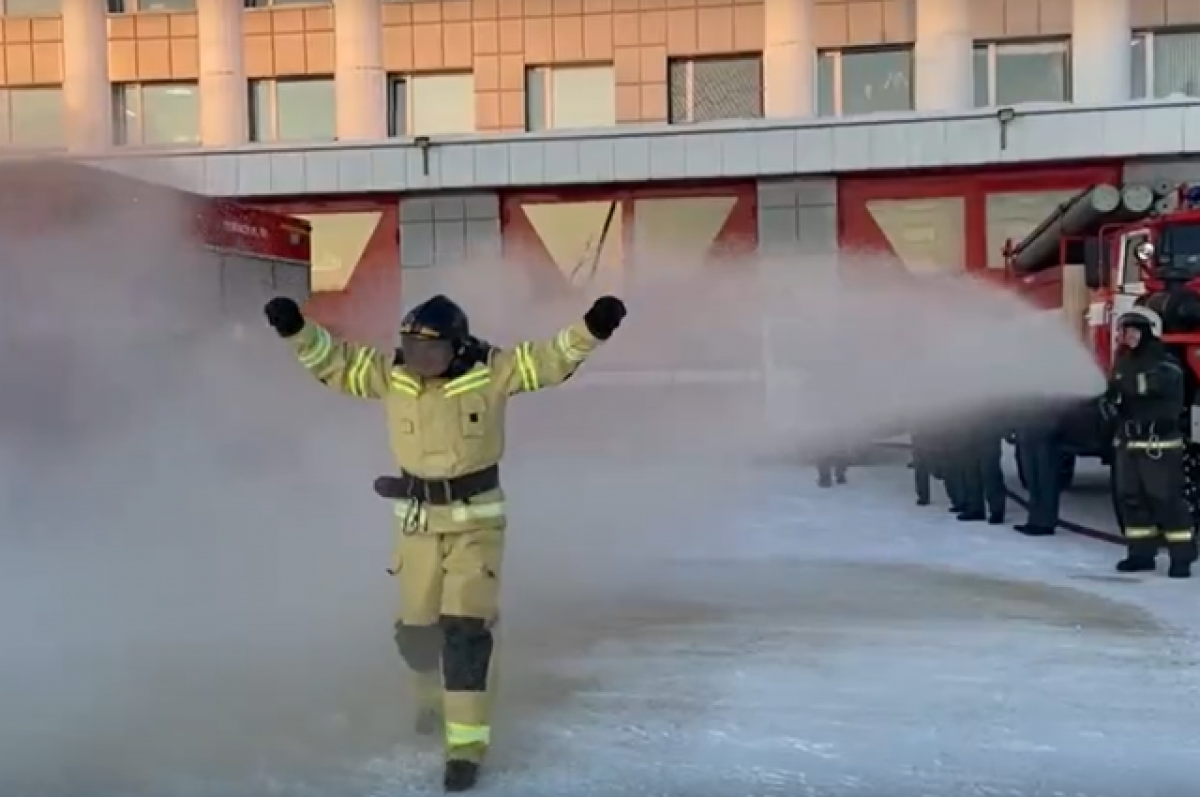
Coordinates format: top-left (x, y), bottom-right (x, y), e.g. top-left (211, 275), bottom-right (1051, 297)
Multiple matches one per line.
top-left (263, 292), bottom-right (627, 792)
top-left (1140, 259), bottom-right (1200, 521)
top-left (1104, 308), bottom-right (1196, 578)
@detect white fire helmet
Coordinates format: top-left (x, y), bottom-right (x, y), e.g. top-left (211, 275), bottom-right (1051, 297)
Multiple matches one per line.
top-left (1117, 306), bottom-right (1163, 338)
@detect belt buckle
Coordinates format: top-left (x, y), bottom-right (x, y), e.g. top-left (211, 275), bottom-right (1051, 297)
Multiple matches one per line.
top-left (430, 479), bottom-right (450, 504)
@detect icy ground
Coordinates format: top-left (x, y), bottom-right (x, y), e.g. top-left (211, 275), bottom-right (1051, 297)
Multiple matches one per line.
top-left (15, 454), bottom-right (1200, 797)
top-left (301, 458), bottom-right (1197, 796)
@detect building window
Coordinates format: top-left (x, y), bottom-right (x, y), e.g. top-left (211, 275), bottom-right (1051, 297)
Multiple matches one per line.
top-left (112, 82), bottom-right (200, 146)
top-left (386, 74), bottom-right (476, 136)
top-left (243, 0), bottom-right (330, 7)
top-left (0, 86), bottom-right (64, 147)
top-left (406, 73), bottom-right (475, 136)
top-left (667, 55), bottom-right (762, 124)
top-left (2, 0), bottom-right (62, 15)
top-left (107, 0), bottom-right (196, 10)
top-left (1132, 30), bottom-right (1200, 99)
top-left (525, 64), bottom-right (616, 130)
top-left (817, 47), bottom-right (913, 116)
top-left (973, 39), bottom-right (1070, 107)
top-left (249, 77), bottom-right (336, 143)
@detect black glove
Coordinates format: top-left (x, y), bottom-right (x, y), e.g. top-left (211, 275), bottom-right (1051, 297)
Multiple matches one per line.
top-left (583, 296), bottom-right (626, 341)
top-left (264, 297), bottom-right (305, 338)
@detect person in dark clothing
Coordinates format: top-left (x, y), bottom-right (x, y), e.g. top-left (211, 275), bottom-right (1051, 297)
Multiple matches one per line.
top-left (1105, 308), bottom-right (1197, 578)
top-left (816, 453), bottom-right (848, 488)
top-left (912, 428), bottom-right (957, 508)
top-left (1014, 410), bottom-right (1064, 537)
top-left (957, 425), bottom-right (1006, 524)
top-left (911, 434), bottom-right (933, 506)
top-left (1140, 272), bottom-right (1200, 526)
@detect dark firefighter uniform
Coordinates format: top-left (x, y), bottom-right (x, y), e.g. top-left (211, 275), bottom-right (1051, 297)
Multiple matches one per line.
top-left (1141, 277), bottom-right (1200, 523)
top-left (1106, 309), bottom-right (1196, 578)
top-left (264, 293), bottom-right (627, 792)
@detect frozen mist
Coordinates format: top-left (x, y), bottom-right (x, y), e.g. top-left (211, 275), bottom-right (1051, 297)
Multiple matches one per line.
top-left (2, 163), bottom-right (1190, 797)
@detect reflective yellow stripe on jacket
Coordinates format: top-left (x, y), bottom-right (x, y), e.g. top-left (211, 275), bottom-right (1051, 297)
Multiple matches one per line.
top-left (514, 343), bottom-right (539, 392)
top-left (297, 325), bottom-right (333, 369)
top-left (1123, 439), bottom-right (1185, 450)
top-left (446, 722), bottom-right (491, 747)
top-left (444, 367), bottom-right (492, 398)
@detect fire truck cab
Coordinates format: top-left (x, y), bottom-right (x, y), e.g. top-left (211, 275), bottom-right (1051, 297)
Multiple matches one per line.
top-left (1006, 182), bottom-right (1200, 516)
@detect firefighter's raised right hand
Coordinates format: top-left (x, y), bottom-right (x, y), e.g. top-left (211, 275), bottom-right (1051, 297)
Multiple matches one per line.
top-left (264, 297), bottom-right (305, 338)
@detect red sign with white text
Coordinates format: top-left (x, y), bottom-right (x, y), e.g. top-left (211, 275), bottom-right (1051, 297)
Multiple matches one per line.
top-left (196, 200), bottom-right (311, 265)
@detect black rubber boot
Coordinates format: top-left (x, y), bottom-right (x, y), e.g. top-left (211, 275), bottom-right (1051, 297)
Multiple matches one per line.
top-left (987, 513), bottom-right (1005, 525)
top-left (956, 512), bottom-right (985, 522)
top-left (1116, 556), bottom-right (1156, 573)
top-left (444, 760), bottom-right (481, 792)
top-left (1016, 524), bottom-right (1055, 537)
top-left (1168, 559), bottom-right (1193, 579)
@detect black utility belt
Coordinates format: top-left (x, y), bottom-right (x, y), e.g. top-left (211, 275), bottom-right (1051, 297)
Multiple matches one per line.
top-left (373, 464), bottom-right (500, 505)
top-left (1119, 419), bottom-right (1179, 439)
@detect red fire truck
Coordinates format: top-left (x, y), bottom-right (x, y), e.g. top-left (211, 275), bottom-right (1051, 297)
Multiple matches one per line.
top-left (1005, 181), bottom-right (1200, 510)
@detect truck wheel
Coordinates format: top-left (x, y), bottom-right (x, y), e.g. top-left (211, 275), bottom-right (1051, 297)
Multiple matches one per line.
top-left (1057, 454), bottom-right (1077, 492)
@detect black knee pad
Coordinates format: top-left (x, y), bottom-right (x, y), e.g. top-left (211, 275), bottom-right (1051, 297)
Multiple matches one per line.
top-left (393, 622), bottom-right (441, 673)
top-left (439, 615), bottom-right (494, 692)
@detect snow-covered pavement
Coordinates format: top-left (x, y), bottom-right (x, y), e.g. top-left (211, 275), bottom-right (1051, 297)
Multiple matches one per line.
top-left (9, 457), bottom-right (1198, 797)
top-left (368, 461), bottom-right (1198, 797)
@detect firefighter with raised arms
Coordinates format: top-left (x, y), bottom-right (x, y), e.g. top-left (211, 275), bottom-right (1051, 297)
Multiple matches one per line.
top-left (1104, 307), bottom-right (1197, 578)
top-left (263, 292), bottom-right (627, 792)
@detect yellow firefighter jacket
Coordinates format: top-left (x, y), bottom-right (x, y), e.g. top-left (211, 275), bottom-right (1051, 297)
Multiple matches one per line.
top-left (290, 320), bottom-right (601, 534)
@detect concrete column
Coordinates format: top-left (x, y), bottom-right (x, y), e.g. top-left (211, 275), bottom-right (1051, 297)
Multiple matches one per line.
top-left (335, 0), bottom-right (386, 140)
top-left (61, 0), bottom-right (111, 152)
top-left (763, 0), bottom-right (815, 118)
top-left (198, 0), bottom-right (248, 146)
top-left (914, 0), bottom-right (973, 111)
top-left (1071, 0), bottom-right (1131, 104)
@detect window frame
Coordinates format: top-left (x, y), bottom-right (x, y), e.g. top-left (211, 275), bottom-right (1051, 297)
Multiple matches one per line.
top-left (111, 80), bottom-right (201, 147)
top-left (524, 65), bottom-right (551, 130)
top-left (107, 0), bottom-right (198, 12)
top-left (243, 1), bottom-right (331, 8)
top-left (0, 84), bottom-right (66, 148)
top-left (817, 45), bottom-right (914, 117)
top-left (972, 37), bottom-right (1072, 107)
top-left (1133, 28), bottom-right (1200, 99)
top-left (1, 0), bottom-right (63, 17)
top-left (666, 54), bottom-right (764, 125)
top-left (248, 76), bottom-right (337, 143)
top-left (386, 74), bottom-right (411, 137)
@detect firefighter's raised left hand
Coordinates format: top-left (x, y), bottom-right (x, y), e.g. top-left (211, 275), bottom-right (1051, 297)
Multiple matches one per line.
top-left (584, 296), bottom-right (626, 340)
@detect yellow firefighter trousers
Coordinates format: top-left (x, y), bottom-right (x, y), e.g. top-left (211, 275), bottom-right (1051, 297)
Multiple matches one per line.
top-left (395, 524), bottom-right (504, 764)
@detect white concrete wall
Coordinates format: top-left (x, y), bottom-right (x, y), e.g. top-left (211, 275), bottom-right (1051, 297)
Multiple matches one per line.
top-left (198, 0), bottom-right (248, 146)
top-left (334, 0), bottom-right (386, 141)
top-left (914, 0), bottom-right (973, 112)
top-left (1072, 0), bottom-right (1132, 105)
top-left (61, 0), bottom-right (110, 152)
top-left (86, 102), bottom-right (1200, 197)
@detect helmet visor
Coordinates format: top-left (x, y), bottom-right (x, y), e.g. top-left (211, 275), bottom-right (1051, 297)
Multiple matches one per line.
top-left (401, 335), bottom-right (455, 378)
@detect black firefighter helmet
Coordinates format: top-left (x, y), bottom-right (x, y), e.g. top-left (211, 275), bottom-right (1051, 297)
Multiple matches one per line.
top-left (399, 295), bottom-right (471, 378)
